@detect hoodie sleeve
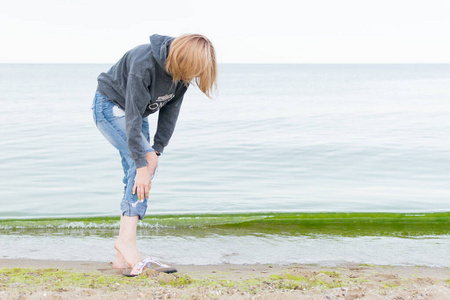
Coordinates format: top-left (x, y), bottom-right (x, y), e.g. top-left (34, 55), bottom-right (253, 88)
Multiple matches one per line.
top-left (152, 92), bottom-right (185, 154)
top-left (125, 73), bottom-right (151, 169)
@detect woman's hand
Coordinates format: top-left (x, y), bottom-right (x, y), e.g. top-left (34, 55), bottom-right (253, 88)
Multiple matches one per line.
top-left (133, 167), bottom-right (152, 201)
top-left (146, 151), bottom-right (159, 179)
top-left (132, 151), bottom-right (159, 201)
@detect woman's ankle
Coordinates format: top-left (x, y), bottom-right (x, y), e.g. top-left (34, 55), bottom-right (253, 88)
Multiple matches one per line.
top-left (114, 238), bottom-right (142, 267)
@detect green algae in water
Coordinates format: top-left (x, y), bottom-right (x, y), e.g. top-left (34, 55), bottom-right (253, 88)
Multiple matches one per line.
top-left (0, 212), bottom-right (448, 237)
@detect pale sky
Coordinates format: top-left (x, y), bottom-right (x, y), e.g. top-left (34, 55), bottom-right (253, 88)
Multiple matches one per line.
top-left (1, 0), bottom-right (449, 63)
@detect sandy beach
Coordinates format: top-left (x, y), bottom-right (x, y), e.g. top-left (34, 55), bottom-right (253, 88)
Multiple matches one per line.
top-left (0, 259), bottom-right (449, 299)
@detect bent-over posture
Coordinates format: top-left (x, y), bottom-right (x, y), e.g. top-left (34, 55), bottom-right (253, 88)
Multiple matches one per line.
top-left (92, 33), bottom-right (217, 275)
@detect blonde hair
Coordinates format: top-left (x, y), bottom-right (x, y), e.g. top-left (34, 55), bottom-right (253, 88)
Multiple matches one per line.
top-left (166, 34), bottom-right (217, 98)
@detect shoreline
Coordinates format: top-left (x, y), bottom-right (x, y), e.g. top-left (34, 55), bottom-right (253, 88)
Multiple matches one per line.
top-left (1, 259), bottom-right (449, 299)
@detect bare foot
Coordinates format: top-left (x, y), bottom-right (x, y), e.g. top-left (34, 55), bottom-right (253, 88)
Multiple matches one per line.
top-left (114, 238), bottom-right (142, 268)
top-left (112, 251), bottom-right (129, 269)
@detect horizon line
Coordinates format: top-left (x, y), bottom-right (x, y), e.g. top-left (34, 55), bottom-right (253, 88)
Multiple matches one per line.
top-left (1, 62), bottom-right (450, 65)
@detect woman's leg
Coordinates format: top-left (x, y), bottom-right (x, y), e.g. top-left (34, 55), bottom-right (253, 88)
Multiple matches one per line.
top-left (112, 151), bottom-right (134, 268)
top-left (92, 91), bottom-right (154, 268)
top-left (112, 150), bottom-right (157, 268)
top-left (113, 214), bottom-right (142, 268)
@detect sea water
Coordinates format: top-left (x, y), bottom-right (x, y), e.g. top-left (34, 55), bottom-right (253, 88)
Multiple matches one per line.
top-left (0, 64), bottom-right (449, 265)
top-left (1, 213), bottom-right (449, 266)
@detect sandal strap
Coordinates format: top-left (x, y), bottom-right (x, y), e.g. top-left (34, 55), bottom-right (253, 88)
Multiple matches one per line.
top-left (146, 256), bottom-right (171, 268)
top-left (130, 256), bottom-right (171, 275)
top-left (130, 260), bottom-right (147, 276)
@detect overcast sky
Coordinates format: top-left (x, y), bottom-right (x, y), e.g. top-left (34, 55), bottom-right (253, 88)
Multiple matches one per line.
top-left (1, 0), bottom-right (449, 63)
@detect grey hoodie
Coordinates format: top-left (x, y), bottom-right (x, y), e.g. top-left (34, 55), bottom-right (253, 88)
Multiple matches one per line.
top-left (97, 34), bottom-right (188, 169)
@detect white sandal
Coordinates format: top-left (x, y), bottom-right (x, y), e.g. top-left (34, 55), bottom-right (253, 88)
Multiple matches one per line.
top-left (122, 256), bottom-right (177, 277)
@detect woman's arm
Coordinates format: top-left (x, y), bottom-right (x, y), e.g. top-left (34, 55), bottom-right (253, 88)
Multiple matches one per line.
top-left (152, 86), bottom-right (187, 154)
top-left (125, 74), bottom-right (153, 200)
top-left (125, 74), bottom-right (152, 169)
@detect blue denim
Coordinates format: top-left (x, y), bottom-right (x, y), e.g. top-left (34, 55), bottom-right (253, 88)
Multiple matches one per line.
top-left (92, 90), bottom-right (155, 220)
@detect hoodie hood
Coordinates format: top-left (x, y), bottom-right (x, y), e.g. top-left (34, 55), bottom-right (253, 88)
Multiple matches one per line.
top-left (150, 34), bottom-right (175, 72)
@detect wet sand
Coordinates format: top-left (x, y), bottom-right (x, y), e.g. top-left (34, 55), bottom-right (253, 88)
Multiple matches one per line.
top-left (0, 259), bottom-right (449, 299)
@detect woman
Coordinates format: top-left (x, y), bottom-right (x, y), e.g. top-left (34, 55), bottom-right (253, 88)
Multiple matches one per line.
top-left (92, 33), bottom-right (217, 276)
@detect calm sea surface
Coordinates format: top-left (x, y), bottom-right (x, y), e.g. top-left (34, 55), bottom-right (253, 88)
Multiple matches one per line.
top-left (0, 64), bottom-right (449, 219)
top-left (0, 64), bottom-right (449, 266)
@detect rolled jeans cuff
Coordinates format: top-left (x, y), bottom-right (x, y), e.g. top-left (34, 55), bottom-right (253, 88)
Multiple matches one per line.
top-left (121, 198), bottom-right (147, 220)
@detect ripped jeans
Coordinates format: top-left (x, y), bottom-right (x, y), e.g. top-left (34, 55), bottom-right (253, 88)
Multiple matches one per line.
top-left (92, 90), bottom-right (155, 220)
